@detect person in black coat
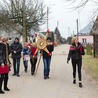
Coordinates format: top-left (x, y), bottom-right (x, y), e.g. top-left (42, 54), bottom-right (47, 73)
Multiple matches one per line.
top-left (67, 37), bottom-right (85, 88)
top-left (0, 37), bottom-right (10, 94)
top-left (42, 37), bottom-right (54, 79)
top-left (10, 37), bottom-right (22, 77)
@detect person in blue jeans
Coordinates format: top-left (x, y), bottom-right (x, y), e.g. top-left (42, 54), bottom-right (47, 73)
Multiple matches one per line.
top-left (23, 42), bottom-right (30, 73)
top-left (42, 37), bottom-right (54, 79)
top-left (10, 37), bottom-right (22, 77)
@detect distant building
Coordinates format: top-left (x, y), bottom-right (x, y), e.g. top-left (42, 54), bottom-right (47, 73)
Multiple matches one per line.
top-left (78, 21), bottom-right (94, 46)
top-left (67, 36), bottom-right (72, 44)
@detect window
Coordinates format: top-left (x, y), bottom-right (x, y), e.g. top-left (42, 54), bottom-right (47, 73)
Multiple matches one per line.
top-left (82, 38), bottom-right (87, 44)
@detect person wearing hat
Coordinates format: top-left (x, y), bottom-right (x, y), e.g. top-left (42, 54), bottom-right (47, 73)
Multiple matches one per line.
top-left (10, 37), bottom-right (22, 77)
top-left (2, 37), bottom-right (12, 71)
top-left (42, 37), bottom-right (54, 79)
top-left (0, 37), bottom-right (10, 94)
top-left (67, 36), bottom-right (85, 88)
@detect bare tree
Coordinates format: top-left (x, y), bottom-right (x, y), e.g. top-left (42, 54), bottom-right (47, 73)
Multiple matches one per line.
top-left (0, 0), bottom-right (46, 42)
top-left (65, 0), bottom-right (98, 9)
top-left (65, 0), bottom-right (98, 20)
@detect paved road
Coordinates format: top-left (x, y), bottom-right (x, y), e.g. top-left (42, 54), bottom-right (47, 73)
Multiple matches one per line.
top-left (1, 44), bottom-right (98, 98)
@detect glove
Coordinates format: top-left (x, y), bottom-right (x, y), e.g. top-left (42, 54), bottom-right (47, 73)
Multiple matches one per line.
top-left (67, 58), bottom-right (70, 64)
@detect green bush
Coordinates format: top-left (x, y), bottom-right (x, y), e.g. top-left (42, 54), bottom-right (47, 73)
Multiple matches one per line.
top-left (86, 44), bottom-right (92, 55)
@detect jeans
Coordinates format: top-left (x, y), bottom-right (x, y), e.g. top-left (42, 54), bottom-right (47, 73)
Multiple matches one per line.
top-left (71, 59), bottom-right (82, 81)
top-left (13, 58), bottom-right (20, 75)
top-left (23, 60), bottom-right (28, 71)
top-left (43, 58), bottom-right (51, 77)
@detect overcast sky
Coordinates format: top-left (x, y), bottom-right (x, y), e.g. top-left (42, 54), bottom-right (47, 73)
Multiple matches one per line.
top-left (41, 0), bottom-right (98, 38)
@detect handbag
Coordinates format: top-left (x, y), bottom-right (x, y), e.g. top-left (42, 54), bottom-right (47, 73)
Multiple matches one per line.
top-left (0, 65), bottom-right (9, 74)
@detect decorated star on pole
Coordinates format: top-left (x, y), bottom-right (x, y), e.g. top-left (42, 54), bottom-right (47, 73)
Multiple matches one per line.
top-left (30, 29), bottom-right (56, 76)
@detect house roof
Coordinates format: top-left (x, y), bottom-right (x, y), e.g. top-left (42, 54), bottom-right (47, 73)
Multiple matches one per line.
top-left (78, 21), bottom-right (94, 35)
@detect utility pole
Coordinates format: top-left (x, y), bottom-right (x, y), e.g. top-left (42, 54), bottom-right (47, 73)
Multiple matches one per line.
top-left (73, 31), bottom-right (74, 37)
top-left (57, 21), bottom-right (59, 28)
top-left (47, 7), bottom-right (49, 30)
top-left (76, 19), bottom-right (79, 37)
top-left (68, 27), bottom-right (70, 44)
top-left (22, 0), bottom-right (27, 42)
top-left (68, 27), bottom-right (70, 37)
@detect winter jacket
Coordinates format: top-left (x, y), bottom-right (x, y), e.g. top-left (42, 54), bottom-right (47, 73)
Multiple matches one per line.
top-left (0, 43), bottom-right (6, 65)
top-left (23, 48), bottom-right (29, 55)
top-left (30, 47), bottom-right (38, 59)
top-left (42, 45), bottom-right (54, 59)
top-left (67, 42), bottom-right (85, 60)
top-left (10, 41), bottom-right (22, 59)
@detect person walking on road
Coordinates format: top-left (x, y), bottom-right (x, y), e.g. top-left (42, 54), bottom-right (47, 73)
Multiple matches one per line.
top-left (22, 42), bottom-right (30, 73)
top-left (30, 45), bottom-right (38, 76)
top-left (0, 37), bottom-right (10, 94)
top-left (10, 37), bottom-right (22, 77)
top-left (67, 36), bottom-right (85, 87)
top-left (42, 37), bottom-right (54, 79)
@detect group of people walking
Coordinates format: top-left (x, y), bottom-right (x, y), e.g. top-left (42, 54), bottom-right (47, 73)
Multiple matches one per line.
top-left (0, 36), bottom-right (54, 94)
top-left (0, 36), bottom-right (85, 94)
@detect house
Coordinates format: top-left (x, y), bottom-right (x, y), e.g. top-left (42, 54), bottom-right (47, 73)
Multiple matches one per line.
top-left (78, 21), bottom-right (94, 46)
top-left (90, 16), bottom-right (98, 57)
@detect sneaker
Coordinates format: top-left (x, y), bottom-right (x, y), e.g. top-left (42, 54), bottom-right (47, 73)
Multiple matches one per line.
top-left (0, 90), bottom-right (5, 94)
top-left (4, 87), bottom-right (10, 91)
top-left (79, 83), bottom-right (83, 88)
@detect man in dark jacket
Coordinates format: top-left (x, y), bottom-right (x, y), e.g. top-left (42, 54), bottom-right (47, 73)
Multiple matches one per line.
top-left (10, 37), bottom-right (22, 77)
top-left (42, 37), bottom-right (54, 79)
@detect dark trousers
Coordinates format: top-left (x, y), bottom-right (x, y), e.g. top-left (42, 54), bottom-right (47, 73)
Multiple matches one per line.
top-left (0, 73), bottom-right (9, 91)
top-left (43, 58), bottom-right (51, 77)
top-left (30, 58), bottom-right (37, 74)
top-left (23, 60), bottom-right (28, 71)
top-left (13, 58), bottom-right (20, 75)
top-left (71, 59), bottom-right (82, 81)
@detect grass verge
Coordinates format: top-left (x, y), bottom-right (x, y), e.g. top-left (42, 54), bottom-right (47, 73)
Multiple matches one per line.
top-left (83, 55), bottom-right (98, 82)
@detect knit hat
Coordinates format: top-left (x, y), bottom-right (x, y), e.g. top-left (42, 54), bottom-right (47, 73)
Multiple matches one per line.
top-left (15, 37), bottom-right (19, 40)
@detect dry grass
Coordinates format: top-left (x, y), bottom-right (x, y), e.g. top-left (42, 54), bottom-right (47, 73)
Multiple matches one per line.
top-left (83, 55), bottom-right (98, 81)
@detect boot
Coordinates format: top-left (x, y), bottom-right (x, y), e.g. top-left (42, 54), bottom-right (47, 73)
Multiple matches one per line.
top-left (4, 79), bottom-right (10, 91)
top-left (73, 78), bottom-right (76, 84)
top-left (79, 81), bottom-right (83, 88)
top-left (0, 90), bottom-right (5, 94)
top-left (0, 79), bottom-right (5, 94)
